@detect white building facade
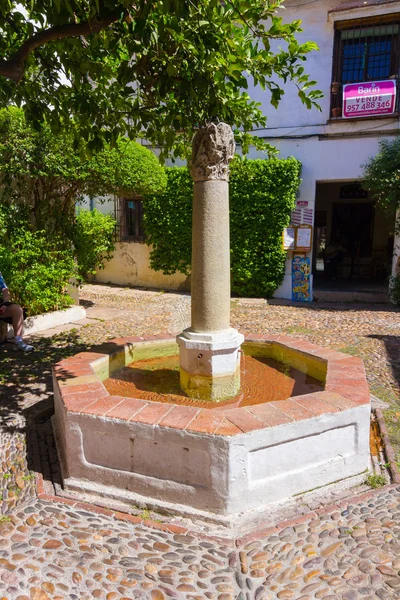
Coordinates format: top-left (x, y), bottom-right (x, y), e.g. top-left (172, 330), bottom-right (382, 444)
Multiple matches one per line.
top-left (246, 0), bottom-right (400, 301)
top-left (93, 0), bottom-right (400, 301)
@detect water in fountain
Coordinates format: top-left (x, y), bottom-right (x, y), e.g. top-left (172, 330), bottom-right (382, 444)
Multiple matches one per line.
top-left (103, 351), bottom-right (323, 408)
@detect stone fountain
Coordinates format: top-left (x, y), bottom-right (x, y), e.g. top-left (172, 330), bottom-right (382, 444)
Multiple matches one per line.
top-left (177, 123), bottom-right (244, 401)
top-left (53, 124), bottom-right (371, 526)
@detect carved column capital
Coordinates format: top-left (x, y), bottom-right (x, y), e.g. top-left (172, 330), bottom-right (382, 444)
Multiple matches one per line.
top-left (190, 122), bottom-right (235, 183)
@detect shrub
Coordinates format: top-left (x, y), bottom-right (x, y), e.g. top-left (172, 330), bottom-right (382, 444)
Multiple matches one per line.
top-left (143, 157), bottom-right (301, 297)
top-left (73, 209), bottom-right (116, 280)
top-left (229, 157), bottom-right (300, 297)
top-left (0, 107), bottom-right (167, 234)
top-left (363, 138), bottom-right (400, 211)
top-left (0, 107), bottom-right (167, 308)
top-left (0, 203), bottom-right (76, 315)
top-left (144, 167), bottom-right (193, 276)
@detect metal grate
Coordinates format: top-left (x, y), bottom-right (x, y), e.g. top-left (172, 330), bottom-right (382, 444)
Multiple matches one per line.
top-left (114, 197), bottom-right (146, 243)
top-left (331, 14), bottom-right (400, 117)
top-left (114, 196), bottom-right (124, 242)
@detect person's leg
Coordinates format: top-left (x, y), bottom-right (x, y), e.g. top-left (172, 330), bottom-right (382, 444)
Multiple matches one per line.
top-left (0, 304), bottom-right (33, 351)
top-left (0, 319), bottom-right (7, 343)
top-left (1, 303), bottom-right (23, 336)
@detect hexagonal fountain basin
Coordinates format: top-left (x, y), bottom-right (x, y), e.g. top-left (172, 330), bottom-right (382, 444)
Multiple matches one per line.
top-left (103, 352), bottom-right (324, 409)
top-left (53, 334), bottom-right (371, 522)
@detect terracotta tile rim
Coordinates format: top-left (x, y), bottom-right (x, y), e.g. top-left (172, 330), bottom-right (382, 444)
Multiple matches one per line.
top-left (54, 334), bottom-right (370, 436)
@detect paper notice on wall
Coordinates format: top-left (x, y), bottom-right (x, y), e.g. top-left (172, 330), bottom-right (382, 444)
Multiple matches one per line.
top-left (283, 227), bottom-right (296, 250)
top-left (291, 208), bottom-right (302, 225)
top-left (303, 208), bottom-right (313, 224)
top-left (296, 226), bottom-right (312, 251)
top-left (291, 206), bottom-right (314, 226)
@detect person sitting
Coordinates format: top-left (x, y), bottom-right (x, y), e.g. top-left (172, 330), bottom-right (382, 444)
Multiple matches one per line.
top-left (0, 272), bottom-right (33, 352)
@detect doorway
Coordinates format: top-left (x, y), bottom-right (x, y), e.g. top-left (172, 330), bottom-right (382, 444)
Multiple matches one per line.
top-left (313, 182), bottom-right (394, 296)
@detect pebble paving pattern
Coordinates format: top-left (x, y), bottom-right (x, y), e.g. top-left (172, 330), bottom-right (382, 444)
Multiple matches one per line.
top-left (1, 285), bottom-right (400, 598)
top-left (0, 487), bottom-right (400, 599)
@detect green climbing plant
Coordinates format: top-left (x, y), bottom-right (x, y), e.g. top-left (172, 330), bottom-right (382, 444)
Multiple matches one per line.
top-left (144, 156), bottom-right (301, 297)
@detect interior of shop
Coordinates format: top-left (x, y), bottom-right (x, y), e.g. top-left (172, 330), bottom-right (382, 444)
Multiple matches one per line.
top-left (313, 182), bottom-right (394, 294)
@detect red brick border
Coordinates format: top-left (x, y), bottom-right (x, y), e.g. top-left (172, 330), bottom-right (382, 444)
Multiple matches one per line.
top-left (33, 466), bottom-right (400, 547)
top-left (53, 334), bottom-right (370, 437)
top-left (375, 408), bottom-right (400, 484)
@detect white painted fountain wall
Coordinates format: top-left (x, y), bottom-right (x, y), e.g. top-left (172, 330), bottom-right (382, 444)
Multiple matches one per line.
top-left (54, 390), bottom-right (370, 519)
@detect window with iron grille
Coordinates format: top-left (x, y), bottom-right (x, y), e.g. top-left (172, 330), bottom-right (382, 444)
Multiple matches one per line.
top-left (114, 197), bottom-right (145, 243)
top-left (331, 15), bottom-right (400, 116)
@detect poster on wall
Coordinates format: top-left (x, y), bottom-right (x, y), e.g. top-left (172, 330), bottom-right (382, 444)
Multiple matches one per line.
top-left (292, 255), bottom-right (312, 302)
top-left (343, 80), bottom-right (396, 119)
top-left (283, 226), bottom-right (296, 250)
top-left (295, 224), bottom-right (313, 252)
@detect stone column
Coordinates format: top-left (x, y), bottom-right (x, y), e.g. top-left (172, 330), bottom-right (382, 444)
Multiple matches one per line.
top-left (176, 123), bottom-right (244, 401)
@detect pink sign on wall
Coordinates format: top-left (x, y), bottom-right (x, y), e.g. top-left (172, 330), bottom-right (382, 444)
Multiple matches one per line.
top-left (343, 80), bottom-right (396, 118)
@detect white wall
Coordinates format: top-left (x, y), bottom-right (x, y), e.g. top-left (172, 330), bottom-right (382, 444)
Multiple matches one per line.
top-left (95, 241), bottom-right (189, 290)
top-left (249, 0), bottom-right (337, 129)
top-left (250, 0), bottom-right (400, 132)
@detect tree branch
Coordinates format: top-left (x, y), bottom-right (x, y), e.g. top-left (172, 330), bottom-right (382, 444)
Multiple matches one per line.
top-left (0, 10), bottom-right (123, 83)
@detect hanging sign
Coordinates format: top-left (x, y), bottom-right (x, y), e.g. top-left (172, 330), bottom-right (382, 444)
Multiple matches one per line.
top-left (343, 80), bottom-right (396, 119)
top-left (283, 226), bottom-right (296, 250)
top-left (295, 224), bottom-right (313, 252)
top-left (292, 255), bottom-right (312, 302)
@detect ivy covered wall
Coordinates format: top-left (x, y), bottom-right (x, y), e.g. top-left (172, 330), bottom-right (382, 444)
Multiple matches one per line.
top-left (144, 156), bottom-right (301, 297)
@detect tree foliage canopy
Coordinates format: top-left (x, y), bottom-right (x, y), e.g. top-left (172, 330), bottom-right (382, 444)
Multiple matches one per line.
top-left (0, 106), bottom-right (166, 231)
top-left (0, 0), bottom-right (321, 156)
top-left (0, 106), bottom-right (166, 311)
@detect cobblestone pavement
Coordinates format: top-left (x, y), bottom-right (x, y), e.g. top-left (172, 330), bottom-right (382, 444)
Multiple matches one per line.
top-left (1, 284), bottom-right (400, 598)
top-left (1, 486), bottom-right (400, 599)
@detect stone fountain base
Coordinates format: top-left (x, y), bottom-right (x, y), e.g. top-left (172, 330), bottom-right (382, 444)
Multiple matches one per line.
top-left (53, 334), bottom-right (370, 523)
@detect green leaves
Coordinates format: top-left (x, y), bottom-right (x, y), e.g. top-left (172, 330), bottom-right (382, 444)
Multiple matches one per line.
top-left (73, 209), bottom-right (116, 280)
top-left (0, 106), bottom-right (166, 229)
top-left (363, 138), bottom-right (400, 214)
top-left (0, 106), bottom-right (168, 302)
top-left (0, 0), bottom-right (321, 158)
top-left (144, 156), bottom-right (301, 296)
top-left (0, 204), bottom-right (76, 315)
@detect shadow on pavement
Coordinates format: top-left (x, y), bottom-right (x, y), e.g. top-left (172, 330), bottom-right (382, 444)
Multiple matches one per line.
top-left (0, 333), bottom-right (126, 434)
top-left (0, 331), bottom-right (86, 434)
top-left (0, 332), bottom-right (133, 507)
